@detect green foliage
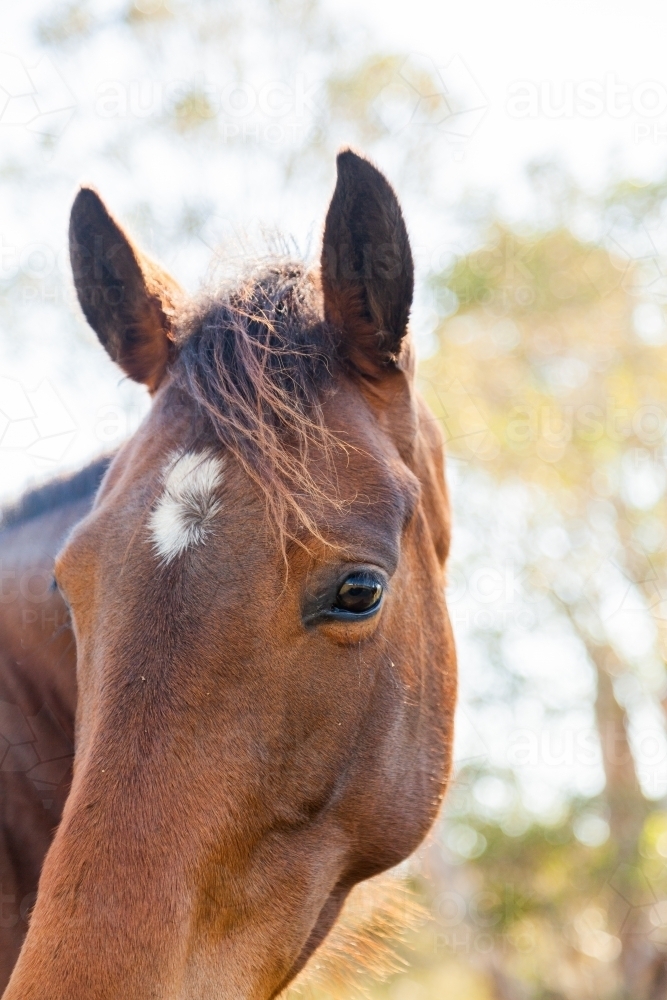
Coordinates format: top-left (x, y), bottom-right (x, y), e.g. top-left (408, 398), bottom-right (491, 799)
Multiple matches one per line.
top-left (416, 173), bottom-right (667, 998)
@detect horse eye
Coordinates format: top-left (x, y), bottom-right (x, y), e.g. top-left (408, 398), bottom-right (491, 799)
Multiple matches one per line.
top-left (334, 573), bottom-right (383, 614)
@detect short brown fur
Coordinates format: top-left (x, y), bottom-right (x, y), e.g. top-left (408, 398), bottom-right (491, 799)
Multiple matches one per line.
top-left (0, 150), bottom-right (456, 1000)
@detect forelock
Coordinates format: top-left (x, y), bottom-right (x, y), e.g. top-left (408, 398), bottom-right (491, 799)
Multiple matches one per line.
top-left (169, 260), bottom-right (346, 547)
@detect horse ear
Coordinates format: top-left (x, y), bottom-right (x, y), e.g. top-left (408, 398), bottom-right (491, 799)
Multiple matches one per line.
top-left (69, 187), bottom-right (183, 392)
top-left (321, 150), bottom-right (414, 376)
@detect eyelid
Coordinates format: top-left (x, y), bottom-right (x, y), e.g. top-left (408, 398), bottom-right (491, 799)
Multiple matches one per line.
top-left (302, 565), bottom-right (387, 626)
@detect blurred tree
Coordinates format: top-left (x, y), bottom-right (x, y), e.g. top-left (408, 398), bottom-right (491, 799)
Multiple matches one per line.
top-left (417, 177), bottom-right (667, 999)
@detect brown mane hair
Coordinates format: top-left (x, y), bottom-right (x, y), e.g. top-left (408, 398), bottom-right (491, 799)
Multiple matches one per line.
top-left (172, 259), bottom-right (348, 545)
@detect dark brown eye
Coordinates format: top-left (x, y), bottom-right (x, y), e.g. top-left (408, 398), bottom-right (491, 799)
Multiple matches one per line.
top-left (334, 573), bottom-right (383, 614)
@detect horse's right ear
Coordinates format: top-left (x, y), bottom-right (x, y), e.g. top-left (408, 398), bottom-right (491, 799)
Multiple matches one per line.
top-left (69, 188), bottom-right (183, 392)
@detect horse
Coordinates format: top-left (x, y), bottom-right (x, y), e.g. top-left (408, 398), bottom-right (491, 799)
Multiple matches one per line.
top-left (0, 150), bottom-right (456, 1000)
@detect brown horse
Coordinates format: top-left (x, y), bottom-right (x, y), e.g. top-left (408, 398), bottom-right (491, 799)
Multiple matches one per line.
top-left (0, 150), bottom-right (455, 1000)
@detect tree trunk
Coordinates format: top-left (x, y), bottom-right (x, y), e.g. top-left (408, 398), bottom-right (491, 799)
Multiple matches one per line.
top-left (589, 645), bottom-right (662, 999)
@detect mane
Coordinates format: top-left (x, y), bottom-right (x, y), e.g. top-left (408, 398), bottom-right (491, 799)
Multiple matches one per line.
top-left (0, 455), bottom-right (112, 533)
top-left (173, 259), bottom-right (347, 546)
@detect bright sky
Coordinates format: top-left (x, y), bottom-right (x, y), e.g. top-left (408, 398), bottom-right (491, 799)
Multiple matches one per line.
top-left (349, 0), bottom-right (667, 200)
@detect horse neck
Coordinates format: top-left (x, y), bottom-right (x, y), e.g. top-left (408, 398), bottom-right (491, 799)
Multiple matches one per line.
top-left (0, 499), bottom-right (89, 732)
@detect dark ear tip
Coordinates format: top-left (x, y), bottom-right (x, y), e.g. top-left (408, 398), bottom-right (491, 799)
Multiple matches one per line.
top-left (72, 185), bottom-right (101, 206)
top-left (335, 148), bottom-right (395, 198)
top-left (70, 186), bottom-right (110, 230)
top-left (336, 147), bottom-right (364, 165)
top-left (336, 148), bottom-right (375, 175)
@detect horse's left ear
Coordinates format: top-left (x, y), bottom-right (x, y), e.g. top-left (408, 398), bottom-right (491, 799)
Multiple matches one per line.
top-left (321, 150), bottom-right (414, 376)
top-left (69, 187), bottom-right (183, 392)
